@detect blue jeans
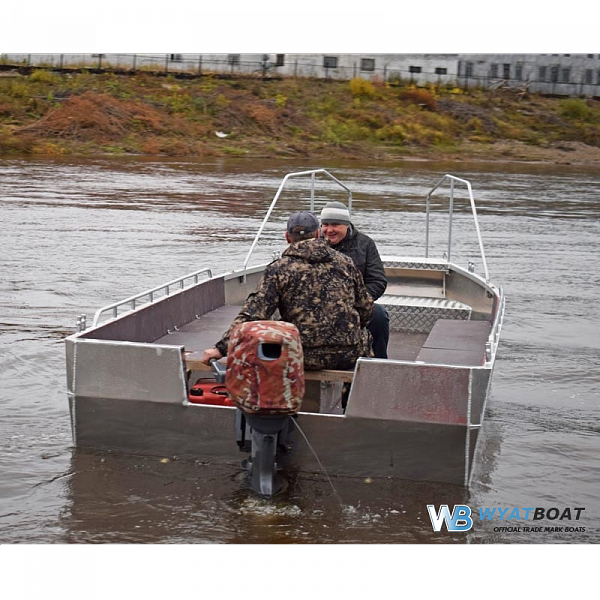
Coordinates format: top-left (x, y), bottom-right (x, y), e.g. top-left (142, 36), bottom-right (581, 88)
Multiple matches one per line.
top-left (368, 303), bottom-right (389, 359)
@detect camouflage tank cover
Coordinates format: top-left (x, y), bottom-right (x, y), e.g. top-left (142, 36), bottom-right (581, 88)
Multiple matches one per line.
top-left (215, 238), bottom-right (374, 370)
top-left (225, 320), bottom-right (305, 414)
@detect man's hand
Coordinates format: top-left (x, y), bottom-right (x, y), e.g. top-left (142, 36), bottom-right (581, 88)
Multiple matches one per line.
top-left (202, 347), bottom-right (223, 365)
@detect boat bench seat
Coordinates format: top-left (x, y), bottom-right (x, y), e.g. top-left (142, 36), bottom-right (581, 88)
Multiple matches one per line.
top-left (184, 353), bottom-right (355, 383)
top-left (303, 369), bottom-right (354, 383)
top-left (416, 319), bottom-right (491, 367)
top-left (376, 295), bottom-right (472, 334)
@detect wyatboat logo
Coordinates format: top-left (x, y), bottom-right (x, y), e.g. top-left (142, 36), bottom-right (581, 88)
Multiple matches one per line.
top-left (427, 505), bottom-right (586, 534)
top-left (427, 505), bottom-right (473, 532)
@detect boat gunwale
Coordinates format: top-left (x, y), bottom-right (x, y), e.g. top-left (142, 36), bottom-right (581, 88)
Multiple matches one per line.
top-left (66, 255), bottom-right (503, 370)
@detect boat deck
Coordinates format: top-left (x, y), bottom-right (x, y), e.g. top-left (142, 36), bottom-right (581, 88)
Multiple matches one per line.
top-left (155, 304), bottom-right (429, 381)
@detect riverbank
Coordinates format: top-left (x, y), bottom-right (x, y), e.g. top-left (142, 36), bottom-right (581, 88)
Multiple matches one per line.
top-left (1, 69), bottom-right (599, 165)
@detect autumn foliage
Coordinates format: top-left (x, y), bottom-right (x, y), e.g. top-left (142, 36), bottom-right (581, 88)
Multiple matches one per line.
top-left (0, 69), bottom-right (599, 159)
top-left (21, 91), bottom-right (165, 141)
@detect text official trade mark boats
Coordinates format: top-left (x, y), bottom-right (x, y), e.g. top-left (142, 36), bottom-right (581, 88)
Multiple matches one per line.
top-left (65, 169), bottom-right (505, 495)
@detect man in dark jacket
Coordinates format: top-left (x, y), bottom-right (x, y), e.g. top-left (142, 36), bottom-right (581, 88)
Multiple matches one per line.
top-left (320, 201), bottom-right (390, 358)
top-left (202, 211), bottom-right (373, 370)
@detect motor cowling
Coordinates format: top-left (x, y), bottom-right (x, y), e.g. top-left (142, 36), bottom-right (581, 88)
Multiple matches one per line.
top-left (225, 320), bottom-right (304, 415)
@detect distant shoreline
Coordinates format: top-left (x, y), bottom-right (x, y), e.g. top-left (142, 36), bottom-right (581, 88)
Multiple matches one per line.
top-left (1, 70), bottom-right (599, 168)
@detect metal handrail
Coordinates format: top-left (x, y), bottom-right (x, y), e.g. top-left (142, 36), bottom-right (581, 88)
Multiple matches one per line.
top-left (242, 169), bottom-right (353, 272)
top-left (425, 174), bottom-right (489, 283)
top-left (91, 268), bottom-right (213, 327)
top-left (485, 286), bottom-right (505, 362)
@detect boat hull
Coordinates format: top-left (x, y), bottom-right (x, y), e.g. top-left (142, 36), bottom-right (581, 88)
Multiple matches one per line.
top-left (69, 396), bottom-right (481, 487)
top-left (67, 325), bottom-right (495, 486)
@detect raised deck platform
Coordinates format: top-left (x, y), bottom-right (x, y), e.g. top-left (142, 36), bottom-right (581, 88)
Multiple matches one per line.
top-left (416, 319), bottom-right (491, 366)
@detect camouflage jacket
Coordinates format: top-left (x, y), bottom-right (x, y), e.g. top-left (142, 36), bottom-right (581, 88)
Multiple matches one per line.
top-left (215, 238), bottom-right (373, 370)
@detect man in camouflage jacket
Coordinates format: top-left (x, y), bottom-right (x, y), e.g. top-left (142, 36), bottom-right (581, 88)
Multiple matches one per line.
top-left (202, 211), bottom-right (373, 370)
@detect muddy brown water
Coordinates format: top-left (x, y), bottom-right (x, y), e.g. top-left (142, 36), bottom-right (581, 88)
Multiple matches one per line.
top-left (1, 156), bottom-right (598, 545)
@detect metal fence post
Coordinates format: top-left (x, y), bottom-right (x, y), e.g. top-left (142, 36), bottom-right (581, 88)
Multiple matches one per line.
top-left (198, 54), bottom-right (202, 75)
top-left (165, 54), bottom-right (169, 74)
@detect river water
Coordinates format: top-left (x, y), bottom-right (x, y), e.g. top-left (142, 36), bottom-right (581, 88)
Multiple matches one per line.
top-left (1, 156), bottom-right (598, 550)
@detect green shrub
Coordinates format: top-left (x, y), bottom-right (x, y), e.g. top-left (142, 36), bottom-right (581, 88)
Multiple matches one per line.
top-left (557, 99), bottom-right (596, 122)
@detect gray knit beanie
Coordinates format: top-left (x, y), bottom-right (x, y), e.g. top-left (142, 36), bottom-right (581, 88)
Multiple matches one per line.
top-left (320, 201), bottom-right (351, 225)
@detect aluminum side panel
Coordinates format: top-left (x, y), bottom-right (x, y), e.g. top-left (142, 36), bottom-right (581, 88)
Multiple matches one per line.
top-left (347, 360), bottom-right (471, 425)
top-left (82, 277), bottom-right (226, 343)
top-left (73, 339), bottom-right (187, 404)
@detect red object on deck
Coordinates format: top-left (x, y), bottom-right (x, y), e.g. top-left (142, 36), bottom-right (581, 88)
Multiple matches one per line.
top-left (188, 379), bottom-right (234, 407)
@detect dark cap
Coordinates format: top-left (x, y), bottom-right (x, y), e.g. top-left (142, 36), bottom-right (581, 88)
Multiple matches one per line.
top-left (286, 211), bottom-right (320, 235)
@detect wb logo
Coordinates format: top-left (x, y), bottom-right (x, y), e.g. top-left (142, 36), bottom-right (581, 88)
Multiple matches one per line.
top-left (427, 505), bottom-right (473, 532)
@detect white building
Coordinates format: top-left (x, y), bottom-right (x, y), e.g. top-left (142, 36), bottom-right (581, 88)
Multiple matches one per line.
top-left (2, 53), bottom-right (599, 97)
top-left (0, 53), bottom-right (459, 83)
top-left (457, 53), bottom-right (600, 97)
top-left (272, 53), bottom-right (459, 85)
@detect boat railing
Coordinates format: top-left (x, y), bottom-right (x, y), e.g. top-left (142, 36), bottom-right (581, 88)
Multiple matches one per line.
top-left (89, 268), bottom-right (213, 329)
top-left (425, 174), bottom-right (490, 283)
top-left (242, 168), bottom-right (353, 273)
top-left (485, 285), bottom-right (505, 362)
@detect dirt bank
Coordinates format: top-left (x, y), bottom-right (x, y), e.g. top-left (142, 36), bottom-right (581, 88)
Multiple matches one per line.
top-left (1, 70), bottom-right (599, 166)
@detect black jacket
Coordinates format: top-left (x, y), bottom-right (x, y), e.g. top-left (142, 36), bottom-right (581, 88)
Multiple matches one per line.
top-left (329, 224), bottom-right (387, 300)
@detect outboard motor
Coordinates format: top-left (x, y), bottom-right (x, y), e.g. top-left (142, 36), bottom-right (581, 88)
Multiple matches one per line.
top-left (224, 320), bottom-right (304, 496)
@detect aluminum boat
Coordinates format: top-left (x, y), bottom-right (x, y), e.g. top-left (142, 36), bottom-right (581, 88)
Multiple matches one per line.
top-left (65, 169), bottom-right (505, 488)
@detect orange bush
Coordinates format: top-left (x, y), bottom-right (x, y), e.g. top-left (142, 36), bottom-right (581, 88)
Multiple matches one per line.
top-left (399, 87), bottom-right (437, 111)
top-left (20, 91), bottom-right (165, 142)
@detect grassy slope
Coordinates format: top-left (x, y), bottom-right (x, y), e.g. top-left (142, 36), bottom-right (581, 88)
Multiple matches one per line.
top-left (1, 69), bottom-right (600, 163)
